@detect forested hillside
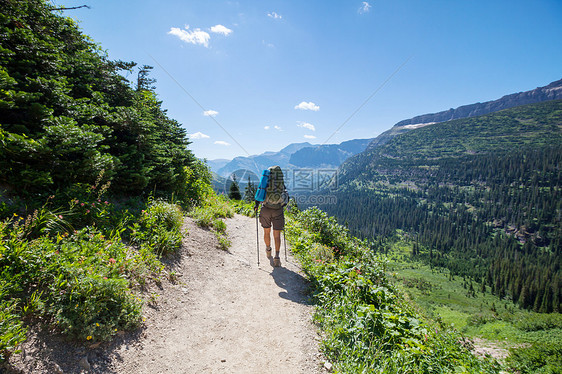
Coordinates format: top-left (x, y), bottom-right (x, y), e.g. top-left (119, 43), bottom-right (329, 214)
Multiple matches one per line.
top-left (313, 100), bottom-right (562, 312)
top-left (0, 0), bottom-right (206, 206)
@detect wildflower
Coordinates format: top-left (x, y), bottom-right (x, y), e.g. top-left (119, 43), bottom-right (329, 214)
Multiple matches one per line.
top-left (96, 323), bottom-right (100, 327)
top-left (98, 199), bottom-right (101, 202)
top-left (108, 258), bottom-right (116, 264)
top-left (87, 336), bottom-right (92, 340)
top-left (103, 277), bottom-right (108, 279)
top-left (13, 213), bottom-right (18, 217)
top-left (104, 201), bottom-right (109, 205)
top-left (86, 209), bottom-right (90, 214)
top-left (58, 215), bottom-right (63, 219)
top-left (80, 202), bottom-right (85, 206)
top-left (91, 185), bottom-right (96, 190)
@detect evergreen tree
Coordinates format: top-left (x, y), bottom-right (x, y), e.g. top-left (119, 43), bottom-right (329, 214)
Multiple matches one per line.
top-left (244, 176), bottom-right (256, 203)
top-left (228, 175), bottom-right (242, 200)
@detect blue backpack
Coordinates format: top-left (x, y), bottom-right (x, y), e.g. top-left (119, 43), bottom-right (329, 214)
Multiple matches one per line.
top-left (255, 166), bottom-right (288, 209)
top-left (254, 169), bottom-right (270, 202)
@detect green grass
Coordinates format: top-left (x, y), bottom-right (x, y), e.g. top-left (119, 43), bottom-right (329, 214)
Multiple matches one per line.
top-left (387, 239), bottom-right (562, 372)
top-left (188, 194), bottom-right (234, 250)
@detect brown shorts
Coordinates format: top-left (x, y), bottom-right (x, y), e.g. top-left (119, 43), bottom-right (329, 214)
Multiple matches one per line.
top-left (259, 206), bottom-right (285, 230)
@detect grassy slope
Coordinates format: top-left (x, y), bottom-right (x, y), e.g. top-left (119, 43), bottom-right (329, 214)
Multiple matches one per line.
top-left (387, 240), bottom-right (562, 347)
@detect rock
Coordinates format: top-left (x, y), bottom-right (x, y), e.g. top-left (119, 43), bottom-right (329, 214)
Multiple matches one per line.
top-left (78, 356), bottom-right (91, 371)
top-left (52, 362), bottom-right (64, 374)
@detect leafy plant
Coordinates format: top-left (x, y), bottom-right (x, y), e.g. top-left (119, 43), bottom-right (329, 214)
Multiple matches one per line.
top-left (285, 207), bottom-right (501, 373)
top-left (130, 199), bottom-right (184, 256)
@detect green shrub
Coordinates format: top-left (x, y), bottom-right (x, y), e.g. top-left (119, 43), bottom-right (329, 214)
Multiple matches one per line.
top-left (131, 199), bottom-right (184, 256)
top-left (188, 193), bottom-right (233, 249)
top-left (230, 200), bottom-right (256, 217)
top-left (0, 298), bottom-right (27, 363)
top-left (217, 233), bottom-right (231, 250)
top-left (506, 342), bottom-right (562, 373)
top-left (0, 197), bottom-right (171, 355)
top-left (285, 207), bottom-right (500, 373)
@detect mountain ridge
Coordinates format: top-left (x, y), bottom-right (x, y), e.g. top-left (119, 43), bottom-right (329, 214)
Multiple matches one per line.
top-left (210, 139), bottom-right (373, 177)
top-left (366, 78), bottom-right (562, 151)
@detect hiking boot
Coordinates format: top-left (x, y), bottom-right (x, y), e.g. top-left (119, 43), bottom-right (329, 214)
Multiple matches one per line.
top-left (273, 256), bottom-right (281, 267)
top-left (265, 246), bottom-right (272, 259)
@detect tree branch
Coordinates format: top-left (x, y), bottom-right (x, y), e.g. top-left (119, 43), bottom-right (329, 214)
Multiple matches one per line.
top-left (51, 5), bottom-right (91, 11)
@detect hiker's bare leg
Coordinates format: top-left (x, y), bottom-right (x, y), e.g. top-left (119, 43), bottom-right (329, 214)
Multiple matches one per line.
top-left (264, 227), bottom-right (271, 248)
top-left (273, 229), bottom-right (281, 256)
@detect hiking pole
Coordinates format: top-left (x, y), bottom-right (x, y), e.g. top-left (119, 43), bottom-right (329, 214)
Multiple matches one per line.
top-left (256, 211), bottom-right (260, 266)
top-left (283, 230), bottom-right (287, 262)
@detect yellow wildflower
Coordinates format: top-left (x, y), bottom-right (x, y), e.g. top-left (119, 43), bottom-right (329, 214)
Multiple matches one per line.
top-left (87, 336), bottom-right (92, 340)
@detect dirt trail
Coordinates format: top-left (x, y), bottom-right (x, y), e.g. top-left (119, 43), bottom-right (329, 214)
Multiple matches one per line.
top-left (6, 214), bottom-right (322, 374)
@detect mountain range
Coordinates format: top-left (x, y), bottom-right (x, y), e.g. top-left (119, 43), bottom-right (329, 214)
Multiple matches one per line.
top-left (209, 79), bottom-right (562, 181)
top-left (209, 138), bottom-right (373, 178)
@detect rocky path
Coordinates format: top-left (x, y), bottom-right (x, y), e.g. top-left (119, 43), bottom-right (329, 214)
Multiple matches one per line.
top-left (6, 214), bottom-right (322, 374)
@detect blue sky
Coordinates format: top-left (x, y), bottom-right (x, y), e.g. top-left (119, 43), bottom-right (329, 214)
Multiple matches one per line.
top-left (58, 0), bottom-right (562, 160)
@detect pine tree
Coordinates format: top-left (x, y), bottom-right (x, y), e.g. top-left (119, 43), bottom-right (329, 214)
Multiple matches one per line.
top-left (244, 176), bottom-right (256, 203)
top-left (228, 175), bottom-right (242, 200)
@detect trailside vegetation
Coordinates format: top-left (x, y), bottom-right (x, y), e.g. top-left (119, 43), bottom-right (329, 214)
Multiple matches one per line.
top-left (285, 206), bottom-right (501, 373)
top-left (0, 0), bottom-right (215, 364)
top-left (316, 100), bottom-right (562, 313)
top-left (189, 194), bottom-right (234, 250)
top-left (0, 181), bottom-right (188, 363)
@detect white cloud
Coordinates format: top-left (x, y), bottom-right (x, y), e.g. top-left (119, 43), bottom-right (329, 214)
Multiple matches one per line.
top-left (189, 131), bottom-right (210, 139)
top-left (297, 121), bottom-right (316, 131)
top-left (210, 24), bottom-right (233, 36)
top-left (267, 11), bottom-right (282, 19)
top-left (304, 135), bottom-right (316, 139)
top-left (214, 140), bottom-right (230, 146)
top-left (294, 101), bottom-right (320, 111)
top-left (168, 26), bottom-right (210, 47)
top-left (274, 125), bottom-right (282, 131)
top-left (262, 40), bottom-right (275, 48)
top-left (358, 1), bottom-right (371, 14)
top-left (203, 110), bottom-right (219, 117)
top-left (264, 125), bottom-right (270, 130)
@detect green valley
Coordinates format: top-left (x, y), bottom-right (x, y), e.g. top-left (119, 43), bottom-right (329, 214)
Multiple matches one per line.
top-left (316, 100), bottom-right (562, 314)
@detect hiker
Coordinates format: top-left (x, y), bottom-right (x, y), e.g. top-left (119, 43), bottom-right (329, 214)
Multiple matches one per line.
top-left (254, 166), bottom-right (289, 267)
